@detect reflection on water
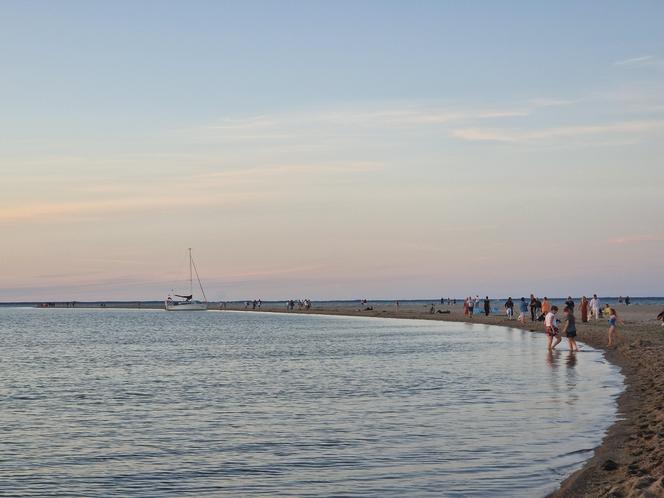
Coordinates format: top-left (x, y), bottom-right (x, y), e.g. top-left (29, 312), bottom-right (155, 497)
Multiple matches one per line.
top-left (0, 309), bottom-right (623, 497)
top-left (566, 351), bottom-right (578, 369)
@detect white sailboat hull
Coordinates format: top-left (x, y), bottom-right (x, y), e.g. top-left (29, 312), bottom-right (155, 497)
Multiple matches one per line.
top-left (165, 300), bottom-right (207, 311)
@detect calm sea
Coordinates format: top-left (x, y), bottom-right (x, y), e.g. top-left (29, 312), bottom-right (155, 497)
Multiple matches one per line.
top-left (0, 309), bottom-right (623, 497)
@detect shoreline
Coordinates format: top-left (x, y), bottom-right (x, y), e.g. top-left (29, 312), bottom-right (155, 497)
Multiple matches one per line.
top-left (21, 301), bottom-right (664, 496)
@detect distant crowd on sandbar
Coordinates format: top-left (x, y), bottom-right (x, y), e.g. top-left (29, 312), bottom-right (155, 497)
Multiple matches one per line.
top-left (461, 294), bottom-right (627, 350)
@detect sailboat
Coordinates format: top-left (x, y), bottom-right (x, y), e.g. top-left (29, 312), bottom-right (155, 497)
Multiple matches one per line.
top-left (165, 248), bottom-right (208, 311)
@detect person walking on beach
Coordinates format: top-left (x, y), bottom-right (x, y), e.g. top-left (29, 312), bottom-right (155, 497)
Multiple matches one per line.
top-left (505, 297), bottom-right (514, 319)
top-left (541, 297), bottom-right (551, 315)
top-left (545, 305), bottom-right (561, 350)
top-left (535, 297), bottom-right (543, 321)
top-left (463, 297), bottom-right (469, 316)
top-left (564, 296), bottom-right (575, 311)
top-left (483, 296), bottom-right (491, 316)
top-left (580, 296), bottom-right (589, 323)
top-left (607, 308), bottom-right (625, 348)
top-left (625, 296), bottom-right (631, 306)
top-left (518, 297), bottom-right (528, 324)
top-left (590, 294), bottom-right (600, 320)
top-left (529, 294), bottom-right (537, 321)
top-left (468, 297), bottom-right (475, 319)
top-left (561, 306), bottom-right (579, 352)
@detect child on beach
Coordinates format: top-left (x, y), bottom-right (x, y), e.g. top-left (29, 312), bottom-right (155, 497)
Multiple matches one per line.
top-left (544, 305), bottom-right (561, 350)
top-left (602, 303), bottom-right (611, 317)
top-left (518, 298), bottom-right (528, 324)
top-left (561, 306), bottom-right (579, 352)
top-left (607, 308), bottom-right (625, 348)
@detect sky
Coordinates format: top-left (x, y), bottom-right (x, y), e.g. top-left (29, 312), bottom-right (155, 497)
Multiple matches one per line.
top-left (1, 1), bottom-right (663, 301)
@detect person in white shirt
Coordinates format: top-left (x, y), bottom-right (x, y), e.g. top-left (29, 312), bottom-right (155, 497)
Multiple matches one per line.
top-left (544, 305), bottom-right (561, 350)
top-left (590, 294), bottom-right (600, 320)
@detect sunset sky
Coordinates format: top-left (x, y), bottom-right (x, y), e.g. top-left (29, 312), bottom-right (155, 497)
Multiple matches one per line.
top-left (1, 1), bottom-right (663, 301)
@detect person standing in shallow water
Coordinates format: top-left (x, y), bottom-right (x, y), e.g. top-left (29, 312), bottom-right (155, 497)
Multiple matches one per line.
top-left (545, 305), bottom-right (561, 350)
top-left (467, 297), bottom-right (475, 319)
top-left (580, 296), bottom-right (589, 323)
top-left (562, 306), bottom-right (579, 352)
top-left (607, 308), bottom-right (625, 348)
top-left (484, 296), bottom-right (491, 316)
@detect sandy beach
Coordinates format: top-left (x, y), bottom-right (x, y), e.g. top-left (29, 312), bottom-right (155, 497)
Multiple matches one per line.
top-left (215, 301), bottom-right (664, 497)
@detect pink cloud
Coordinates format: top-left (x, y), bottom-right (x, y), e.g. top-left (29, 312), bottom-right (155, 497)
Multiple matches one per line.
top-left (609, 234), bottom-right (664, 245)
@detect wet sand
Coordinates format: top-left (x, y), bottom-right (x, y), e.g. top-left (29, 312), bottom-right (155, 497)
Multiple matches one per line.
top-left (222, 301), bottom-right (664, 497)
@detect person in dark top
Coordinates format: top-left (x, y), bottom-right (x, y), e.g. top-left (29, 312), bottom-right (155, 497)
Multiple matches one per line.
top-left (565, 296), bottom-right (575, 311)
top-left (504, 297), bottom-right (514, 319)
top-left (529, 294), bottom-right (537, 321)
top-left (625, 296), bottom-right (631, 306)
top-left (562, 306), bottom-right (579, 352)
top-left (535, 298), bottom-right (543, 320)
top-left (484, 296), bottom-right (491, 316)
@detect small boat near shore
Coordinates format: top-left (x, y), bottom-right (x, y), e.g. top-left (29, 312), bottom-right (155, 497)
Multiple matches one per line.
top-left (165, 248), bottom-right (208, 311)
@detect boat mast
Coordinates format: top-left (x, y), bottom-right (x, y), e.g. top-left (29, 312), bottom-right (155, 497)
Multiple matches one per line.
top-left (190, 250), bottom-right (208, 303)
top-left (189, 247), bottom-right (193, 296)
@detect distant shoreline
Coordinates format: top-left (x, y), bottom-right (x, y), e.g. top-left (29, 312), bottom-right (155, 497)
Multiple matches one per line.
top-left (2, 296), bottom-right (664, 309)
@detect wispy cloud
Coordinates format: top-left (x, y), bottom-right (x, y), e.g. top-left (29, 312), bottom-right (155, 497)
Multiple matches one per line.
top-left (199, 161), bottom-right (383, 180)
top-left (526, 98), bottom-right (578, 108)
top-left (609, 234), bottom-right (664, 245)
top-left (614, 55), bottom-right (654, 66)
top-left (0, 159), bottom-right (383, 223)
top-left (0, 192), bottom-right (261, 223)
top-left (185, 103), bottom-right (539, 143)
top-left (452, 120), bottom-right (664, 143)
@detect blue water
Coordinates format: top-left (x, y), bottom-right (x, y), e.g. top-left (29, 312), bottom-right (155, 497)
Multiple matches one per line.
top-left (0, 309), bottom-right (623, 497)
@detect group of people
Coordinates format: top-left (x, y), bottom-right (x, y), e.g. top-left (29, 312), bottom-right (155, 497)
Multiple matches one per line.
top-left (462, 296), bottom-right (492, 318)
top-left (287, 299), bottom-right (312, 311)
top-left (463, 293), bottom-right (626, 350)
top-left (540, 298), bottom-right (624, 350)
top-left (244, 299), bottom-right (263, 310)
top-left (514, 294), bottom-right (606, 323)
